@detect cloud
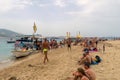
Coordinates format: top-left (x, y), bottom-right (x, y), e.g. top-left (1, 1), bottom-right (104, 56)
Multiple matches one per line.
top-left (54, 0), bottom-right (66, 7)
top-left (39, 4), bottom-right (50, 7)
top-left (0, 0), bottom-right (120, 37)
top-left (65, 0), bottom-right (104, 16)
top-left (0, 0), bottom-right (33, 13)
top-left (0, 0), bottom-right (13, 12)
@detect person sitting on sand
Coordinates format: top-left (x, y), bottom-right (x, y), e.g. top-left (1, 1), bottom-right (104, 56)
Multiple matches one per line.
top-left (72, 68), bottom-right (89, 80)
top-left (78, 50), bottom-right (92, 65)
top-left (84, 62), bottom-right (96, 80)
top-left (78, 53), bottom-right (86, 63)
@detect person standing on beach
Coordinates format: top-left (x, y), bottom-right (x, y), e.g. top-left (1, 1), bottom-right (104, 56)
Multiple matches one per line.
top-left (103, 44), bottom-right (105, 53)
top-left (67, 38), bottom-right (72, 51)
top-left (42, 38), bottom-right (50, 64)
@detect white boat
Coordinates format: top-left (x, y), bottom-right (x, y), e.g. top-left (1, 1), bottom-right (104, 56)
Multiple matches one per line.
top-left (12, 50), bottom-right (33, 58)
top-left (7, 38), bottom-right (16, 43)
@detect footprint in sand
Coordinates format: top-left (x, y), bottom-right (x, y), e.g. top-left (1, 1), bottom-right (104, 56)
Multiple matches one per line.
top-left (8, 76), bottom-right (17, 80)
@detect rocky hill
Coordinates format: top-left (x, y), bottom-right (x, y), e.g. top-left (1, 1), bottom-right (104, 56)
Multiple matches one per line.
top-left (0, 29), bottom-right (22, 37)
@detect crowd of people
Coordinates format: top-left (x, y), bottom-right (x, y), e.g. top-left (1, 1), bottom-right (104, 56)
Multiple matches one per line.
top-left (33, 37), bottom-right (104, 80)
top-left (35, 37), bottom-right (102, 66)
top-left (66, 38), bottom-right (103, 80)
top-left (14, 37), bottom-right (103, 79)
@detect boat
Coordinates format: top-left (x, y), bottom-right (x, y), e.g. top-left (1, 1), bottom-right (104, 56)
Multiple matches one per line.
top-left (7, 41), bottom-right (15, 43)
top-left (7, 38), bottom-right (16, 43)
top-left (11, 22), bottom-right (39, 58)
top-left (12, 50), bottom-right (33, 58)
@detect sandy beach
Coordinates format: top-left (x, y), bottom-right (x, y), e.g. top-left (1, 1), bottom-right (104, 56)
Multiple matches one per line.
top-left (0, 40), bottom-right (120, 80)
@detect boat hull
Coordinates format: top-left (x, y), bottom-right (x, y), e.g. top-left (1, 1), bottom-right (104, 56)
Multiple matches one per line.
top-left (12, 50), bottom-right (32, 58)
top-left (7, 41), bottom-right (15, 43)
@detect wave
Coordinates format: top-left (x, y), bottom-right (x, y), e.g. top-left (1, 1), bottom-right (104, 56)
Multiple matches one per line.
top-left (0, 58), bottom-right (13, 64)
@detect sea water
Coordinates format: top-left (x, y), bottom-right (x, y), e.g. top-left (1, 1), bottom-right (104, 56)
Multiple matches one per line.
top-left (0, 37), bottom-right (14, 63)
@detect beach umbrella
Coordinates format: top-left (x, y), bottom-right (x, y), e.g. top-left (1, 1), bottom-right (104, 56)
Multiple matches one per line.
top-left (76, 32), bottom-right (82, 39)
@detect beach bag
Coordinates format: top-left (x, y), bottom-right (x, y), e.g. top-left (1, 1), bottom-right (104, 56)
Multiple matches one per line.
top-left (95, 55), bottom-right (101, 63)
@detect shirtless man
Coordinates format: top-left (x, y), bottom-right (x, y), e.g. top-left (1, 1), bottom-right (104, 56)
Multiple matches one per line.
top-left (85, 51), bottom-right (92, 64)
top-left (71, 68), bottom-right (89, 80)
top-left (67, 38), bottom-right (72, 51)
top-left (42, 38), bottom-right (50, 64)
top-left (84, 62), bottom-right (96, 80)
top-left (79, 50), bottom-right (92, 65)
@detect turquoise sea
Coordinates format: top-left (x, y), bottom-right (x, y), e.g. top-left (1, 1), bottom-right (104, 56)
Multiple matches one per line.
top-left (0, 37), bottom-right (14, 63)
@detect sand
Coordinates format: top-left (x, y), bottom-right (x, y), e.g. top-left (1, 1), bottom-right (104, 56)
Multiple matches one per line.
top-left (0, 40), bottom-right (120, 80)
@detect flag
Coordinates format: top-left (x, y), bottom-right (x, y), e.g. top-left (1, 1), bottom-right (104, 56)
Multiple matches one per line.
top-left (33, 22), bottom-right (37, 33)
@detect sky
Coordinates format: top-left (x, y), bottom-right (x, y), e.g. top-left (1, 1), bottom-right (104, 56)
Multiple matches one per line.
top-left (0, 0), bottom-right (120, 37)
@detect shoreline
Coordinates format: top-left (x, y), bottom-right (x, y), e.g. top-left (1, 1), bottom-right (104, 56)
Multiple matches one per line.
top-left (0, 60), bottom-right (13, 71)
top-left (0, 52), bottom-right (38, 71)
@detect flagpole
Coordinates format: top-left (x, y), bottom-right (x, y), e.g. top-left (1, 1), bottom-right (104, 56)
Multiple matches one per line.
top-left (32, 22), bottom-right (37, 50)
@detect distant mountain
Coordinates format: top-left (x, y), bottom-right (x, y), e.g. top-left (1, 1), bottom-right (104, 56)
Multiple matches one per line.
top-left (0, 29), bottom-right (22, 38)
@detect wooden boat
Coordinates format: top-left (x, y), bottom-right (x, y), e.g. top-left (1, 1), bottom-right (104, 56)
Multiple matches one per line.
top-left (12, 50), bottom-right (33, 58)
